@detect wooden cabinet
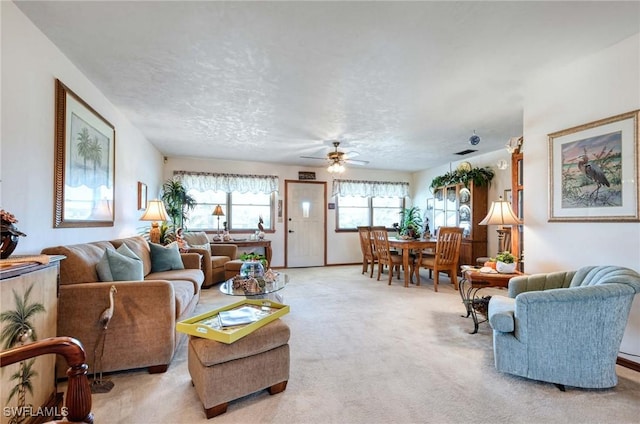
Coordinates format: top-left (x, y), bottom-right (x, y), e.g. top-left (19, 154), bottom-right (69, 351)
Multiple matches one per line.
top-left (511, 149), bottom-right (524, 271)
top-left (1, 256), bottom-right (64, 424)
top-left (431, 183), bottom-right (488, 267)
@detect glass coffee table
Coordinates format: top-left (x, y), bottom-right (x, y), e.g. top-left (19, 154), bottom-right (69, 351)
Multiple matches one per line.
top-left (219, 272), bottom-right (288, 302)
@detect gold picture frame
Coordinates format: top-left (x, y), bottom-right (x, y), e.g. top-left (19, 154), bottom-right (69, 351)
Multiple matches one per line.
top-left (54, 79), bottom-right (115, 227)
top-left (137, 182), bottom-right (147, 211)
top-left (548, 110), bottom-right (639, 222)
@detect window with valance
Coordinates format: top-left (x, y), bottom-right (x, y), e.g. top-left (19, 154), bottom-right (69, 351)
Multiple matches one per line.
top-left (173, 171), bottom-right (278, 231)
top-left (174, 171), bottom-right (279, 194)
top-left (332, 179), bottom-right (410, 230)
top-left (332, 179), bottom-right (410, 198)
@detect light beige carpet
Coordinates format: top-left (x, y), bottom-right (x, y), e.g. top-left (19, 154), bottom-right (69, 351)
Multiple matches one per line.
top-left (85, 266), bottom-right (640, 423)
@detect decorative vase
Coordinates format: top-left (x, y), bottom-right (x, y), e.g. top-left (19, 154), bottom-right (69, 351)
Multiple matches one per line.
top-left (1, 224), bottom-right (20, 259)
top-left (496, 261), bottom-right (517, 274)
top-left (240, 260), bottom-right (265, 278)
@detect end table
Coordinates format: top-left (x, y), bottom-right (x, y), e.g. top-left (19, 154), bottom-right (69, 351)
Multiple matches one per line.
top-left (459, 267), bottom-right (524, 334)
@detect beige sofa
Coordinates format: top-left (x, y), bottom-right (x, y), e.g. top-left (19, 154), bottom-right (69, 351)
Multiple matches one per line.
top-left (41, 236), bottom-right (204, 377)
top-left (183, 231), bottom-right (238, 287)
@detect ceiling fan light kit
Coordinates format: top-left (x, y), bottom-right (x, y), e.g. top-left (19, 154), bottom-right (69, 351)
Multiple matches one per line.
top-left (327, 161), bottom-right (345, 173)
top-left (300, 141), bottom-right (368, 173)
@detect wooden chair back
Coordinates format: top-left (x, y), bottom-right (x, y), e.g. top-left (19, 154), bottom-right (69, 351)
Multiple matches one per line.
top-left (435, 226), bottom-right (463, 267)
top-left (415, 226), bottom-right (463, 291)
top-left (0, 337), bottom-right (93, 423)
top-left (499, 227), bottom-right (512, 254)
top-left (357, 226), bottom-right (373, 259)
top-left (370, 226), bottom-right (391, 264)
top-left (357, 226), bottom-right (376, 277)
top-left (370, 226), bottom-right (403, 283)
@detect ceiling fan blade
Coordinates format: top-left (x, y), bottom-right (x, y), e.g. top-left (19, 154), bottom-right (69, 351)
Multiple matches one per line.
top-left (300, 155), bottom-right (329, 160)
top-left (345, 159), bottom-right (369, 165)
top-left (344, 150), bottom-right (360, 158)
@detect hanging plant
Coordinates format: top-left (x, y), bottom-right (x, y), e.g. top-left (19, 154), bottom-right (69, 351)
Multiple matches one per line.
top-left (429, 166), bottom-right (495, 192)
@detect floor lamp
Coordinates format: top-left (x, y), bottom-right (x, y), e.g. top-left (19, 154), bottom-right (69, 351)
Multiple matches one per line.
top-left (212, 205), bottom-right (224, 240)
top-left (140, 199), bottom-right (169, 244)
top-left (479, 196), bottom-right (522, 254)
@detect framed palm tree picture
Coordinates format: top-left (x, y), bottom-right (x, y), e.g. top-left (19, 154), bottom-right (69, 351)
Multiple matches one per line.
top-left (54, 79), bottom-right (115, 227)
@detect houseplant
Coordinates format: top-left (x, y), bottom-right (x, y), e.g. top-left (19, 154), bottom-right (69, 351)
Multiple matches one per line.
top-left (161, 178), bottom-right (196, 233)
top-left (495, 251), bottom-right (517, 274)
top-left (240, 252), bottom-right (268, 268)
top-left (398, 206), bottom-right (423, 239)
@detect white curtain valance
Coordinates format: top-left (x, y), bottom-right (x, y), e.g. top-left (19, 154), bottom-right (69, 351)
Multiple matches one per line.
top-left (332, 179), bottom-right (409, 198)
top-left (174, 171), bottom-right (279, 194)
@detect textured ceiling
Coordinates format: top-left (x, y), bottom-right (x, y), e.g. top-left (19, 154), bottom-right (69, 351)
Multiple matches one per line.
top-left (15, 1), bottom-right (640, 172)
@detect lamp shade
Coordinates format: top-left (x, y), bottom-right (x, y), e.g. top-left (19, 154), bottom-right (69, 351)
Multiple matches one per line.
top-left (212, 205), bottom-right (224, 216)
top-left (479, 197), bottom-right (522, 226)
top-left (140, 199), bottom-right (169, 222)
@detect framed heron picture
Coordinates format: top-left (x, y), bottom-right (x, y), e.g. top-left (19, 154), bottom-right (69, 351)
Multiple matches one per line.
top-left (54, 79), bottom-right (116, 227)
top-left (548, 110), bottom-right (639, 222)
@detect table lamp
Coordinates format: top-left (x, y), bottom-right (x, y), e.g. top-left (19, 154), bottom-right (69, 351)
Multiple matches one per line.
top-left (479, 196), bottom-right (522, 254)
top-left (212, 205), bottom-right (224, 240)
top-left (140, 199), bottom-right (169, 244)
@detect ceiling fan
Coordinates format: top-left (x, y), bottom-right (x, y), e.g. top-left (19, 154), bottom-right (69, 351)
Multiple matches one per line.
top-left (300, 141), bottom-right (369, 172)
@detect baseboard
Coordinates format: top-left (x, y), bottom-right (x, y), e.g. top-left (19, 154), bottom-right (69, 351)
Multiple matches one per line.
top-left (617, 356), bottom-right (640, 372)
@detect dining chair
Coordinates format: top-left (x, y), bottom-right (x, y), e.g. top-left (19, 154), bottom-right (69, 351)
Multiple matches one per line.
top-left (357, 226), bottom-right (376, 278)
top-left (413, 226), bottom-right (463, 291)
top-left (370, 226), bottom-right (404, 284)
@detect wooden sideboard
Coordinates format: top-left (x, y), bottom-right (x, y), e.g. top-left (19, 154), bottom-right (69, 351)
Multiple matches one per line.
top-left (1, 255), bottom-right (64, 424)
top-left (211, 239), bottom-right (272, 265)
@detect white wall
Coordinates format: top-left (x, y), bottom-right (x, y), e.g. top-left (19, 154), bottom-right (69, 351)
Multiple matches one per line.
top-left (523, 34), bottom-right (640, 362)
top-left (164, 156), bottom-right (412, 267)
top-left (1, 2), bottom-right (163, 254)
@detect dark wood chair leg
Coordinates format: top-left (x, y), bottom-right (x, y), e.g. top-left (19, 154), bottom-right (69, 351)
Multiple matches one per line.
top-left (268, 381), bottom-right (288, 395)
top-left (205, 403), bottom-right (228, 419)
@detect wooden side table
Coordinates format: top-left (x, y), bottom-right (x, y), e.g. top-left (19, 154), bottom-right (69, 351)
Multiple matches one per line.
top-left (212, 239), bottom-right (272, 266)
top-left (459, 268), bottom-right (524, 334)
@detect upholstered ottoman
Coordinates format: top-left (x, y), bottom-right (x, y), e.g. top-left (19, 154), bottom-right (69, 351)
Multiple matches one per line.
top-left (224, 259), bottom-right (244, 280)
top-left (188, 319), bottom-right (290, 418)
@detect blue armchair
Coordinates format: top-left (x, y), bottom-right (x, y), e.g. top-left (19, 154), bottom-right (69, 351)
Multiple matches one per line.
top-left (488, 266), bottom-right (640, 389)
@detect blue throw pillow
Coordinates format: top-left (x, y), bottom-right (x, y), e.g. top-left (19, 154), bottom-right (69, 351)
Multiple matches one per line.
top-left (96, 243), bottom-right (144, 281)
top-left (149, 242), bottom-right (185, 272)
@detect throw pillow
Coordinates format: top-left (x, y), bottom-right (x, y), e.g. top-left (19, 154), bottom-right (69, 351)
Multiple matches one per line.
top-left (96, 243), bottom-right (144, 282)
top-left (149, 241), bottom-right (185, 272)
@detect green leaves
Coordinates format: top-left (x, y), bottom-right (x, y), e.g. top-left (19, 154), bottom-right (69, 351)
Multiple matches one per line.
top-left (430, 166), bottom-right (495, 192)
top-left (495, 251), bottom-right (516, 264)
top-left (161, 179), bottom-right (196, 231)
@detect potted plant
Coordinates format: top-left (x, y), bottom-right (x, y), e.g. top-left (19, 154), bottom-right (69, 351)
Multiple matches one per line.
top-left (240, 252), bottom-right (268, 268)
top-left (161, 178), bottom-right (196, 233)
top-left (495, 251), bottom-right (517, 274)
top-left (398, 207), bottom-right (423, 239)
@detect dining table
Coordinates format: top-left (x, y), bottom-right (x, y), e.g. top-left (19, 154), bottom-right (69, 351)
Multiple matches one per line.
top-left (387, 237), bottom-right (437, 287)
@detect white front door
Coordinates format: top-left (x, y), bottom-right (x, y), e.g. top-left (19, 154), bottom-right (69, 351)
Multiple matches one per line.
top-left (286, 181), bottom-right (326, 267)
